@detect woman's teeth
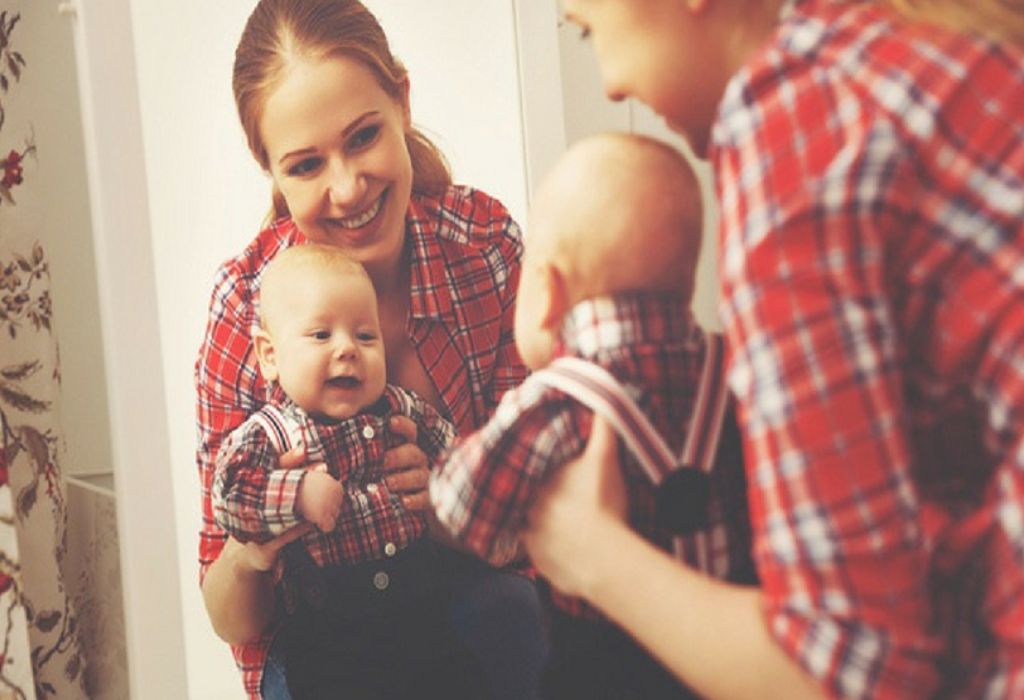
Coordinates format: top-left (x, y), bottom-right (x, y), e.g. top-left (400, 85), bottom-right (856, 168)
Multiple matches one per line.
top-left (336, 192), bottom-right (384, 229)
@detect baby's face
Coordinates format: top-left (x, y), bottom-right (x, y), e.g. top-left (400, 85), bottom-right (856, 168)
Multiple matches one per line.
top-left (264, 269), bottom-right (386, 421)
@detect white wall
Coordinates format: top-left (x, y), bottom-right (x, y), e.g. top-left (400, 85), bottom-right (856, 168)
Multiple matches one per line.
top-left (126, 2), bottom-right (528, 697)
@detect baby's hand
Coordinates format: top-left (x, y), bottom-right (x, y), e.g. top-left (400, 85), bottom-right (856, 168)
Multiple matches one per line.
top-left (296, 470), bottom-right (344, 533)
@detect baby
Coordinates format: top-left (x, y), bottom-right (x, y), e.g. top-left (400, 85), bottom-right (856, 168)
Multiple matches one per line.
top-left (430, 133), bottom-right (754, 699)
top-left (212, 243), bottom-right (453, 555)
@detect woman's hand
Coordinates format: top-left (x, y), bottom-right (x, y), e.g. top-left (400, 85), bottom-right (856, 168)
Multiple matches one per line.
top-left (202, 446), bottom-right (317, 644)
top-left (383, 415), bottom-right (431, 512)
top-left (222, 521), bottom-right (315, 575)
top-left (522, 416), bottom-right (628, 597)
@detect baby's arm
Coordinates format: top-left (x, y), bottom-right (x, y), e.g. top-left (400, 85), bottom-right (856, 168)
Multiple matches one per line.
top-left (295, 469), bottom-right (344, 533)
top-left (429, 380), bottom-right (590, 565)
top-left (212, 423), bottom-right (316, 542)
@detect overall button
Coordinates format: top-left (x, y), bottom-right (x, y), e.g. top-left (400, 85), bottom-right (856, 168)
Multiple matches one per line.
top-left (373, 571), bottom-right (390, 591)
top-left (366, 483), bottom-right (379, 494)
top-left (362, 425), bottom-right (376, 440)
top-left (383, 542), bottom-right (397, 558)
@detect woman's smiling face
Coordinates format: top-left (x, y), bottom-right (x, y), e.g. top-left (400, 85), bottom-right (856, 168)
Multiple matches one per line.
top-left (261, 55), bottom-right (413, 274)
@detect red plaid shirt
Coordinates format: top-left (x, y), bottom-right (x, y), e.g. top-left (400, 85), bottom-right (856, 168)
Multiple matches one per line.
top-left (431, 293), bottom-right (753, 619)
top-left (713, 2), bottom-right (1024, 697)
top-left (195, 185), bottom-right (525, 698)
top-left (212, 385), bottom-right (454, 560)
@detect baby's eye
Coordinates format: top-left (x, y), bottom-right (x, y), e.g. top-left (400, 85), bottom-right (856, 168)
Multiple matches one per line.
top-left (348, 125), bottom-right (380, 152)
top-left (311, 330), bottom-right (331, 341)
top-left (288, 157), bottom-right (322, 177)
top-left (356, 331), bottom-right (377, 343)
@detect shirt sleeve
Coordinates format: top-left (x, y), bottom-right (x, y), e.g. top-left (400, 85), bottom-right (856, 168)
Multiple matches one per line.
top-left (430, 380), bottom-right (590, 566)
top-left (212, 423), bottom-right (307, 543)
top-left (717, 72), bottom-right (939, 698)
top-left (195, 264), bottom-right (264, 582)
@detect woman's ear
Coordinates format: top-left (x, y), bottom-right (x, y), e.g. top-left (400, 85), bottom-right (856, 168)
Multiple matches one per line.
top-left (253, 328), bottom-right (279, 382)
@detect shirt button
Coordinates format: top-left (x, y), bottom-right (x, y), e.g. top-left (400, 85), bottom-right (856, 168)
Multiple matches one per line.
top-left (373, 571), bottom-right (390, 591)
top-left (366, 483), bottom-right (378, 494)
top-left (362, 425), bottom-right (376, 440)
top-left (384, 542), bottom-right (397, 558)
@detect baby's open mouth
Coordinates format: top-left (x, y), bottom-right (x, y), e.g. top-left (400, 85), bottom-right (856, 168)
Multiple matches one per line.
top-left (326, 376), bottom-right (361, 389)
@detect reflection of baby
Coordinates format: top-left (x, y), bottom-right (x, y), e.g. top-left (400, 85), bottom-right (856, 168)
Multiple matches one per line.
top-left (431, 133), bottom-right (753, 698)
top-left (211, 243), bottom-right (454, 563)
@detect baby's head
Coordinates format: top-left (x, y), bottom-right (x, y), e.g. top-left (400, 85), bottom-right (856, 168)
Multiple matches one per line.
top-left (255, 243), bottom-right (386, 421)
top-left (515, 132), bottom-right (704, 369)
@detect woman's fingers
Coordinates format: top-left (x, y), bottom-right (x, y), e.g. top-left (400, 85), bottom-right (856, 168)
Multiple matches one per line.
top-left (382, 441), bottom-right (428, 474)
top-left (228, 521), bottom-right (315, 574)
top-left (385, 462), bottom-right (429, 493)
top-left (272, 521), bottom-right (316, 549)
top-left (380, 422), bottom-right (431, 510)
top-left (389, 414), bottom-right (418, 443)
top-left (399, 490), bottom-right (431, 513)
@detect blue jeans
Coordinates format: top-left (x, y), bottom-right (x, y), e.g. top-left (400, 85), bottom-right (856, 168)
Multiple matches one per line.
top-left (444, 553), bottom-right (548, 700)
top-left (261, 548), bottom-right (547, 700)
top-left (260, 637), bottom-right (290, 700)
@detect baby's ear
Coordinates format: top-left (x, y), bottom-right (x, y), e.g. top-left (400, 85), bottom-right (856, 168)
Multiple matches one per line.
top-left (539, 263), bottom-right (569, 331)
top-left (253, 328), bottom-right (279, 382)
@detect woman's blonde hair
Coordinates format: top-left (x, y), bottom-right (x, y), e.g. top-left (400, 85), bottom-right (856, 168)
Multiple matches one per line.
top-left (879, 0), bottom-right (1024, 44)
top-left (233, 0), bottom-right (451, 221)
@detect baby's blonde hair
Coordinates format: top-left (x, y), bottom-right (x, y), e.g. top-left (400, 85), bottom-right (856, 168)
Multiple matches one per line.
top-left (529, 132), bottom-right (704, 304)
top-left (259, 243), bottom-right (372, 332)
top-left (879, 0), bottom-right (1024, 44)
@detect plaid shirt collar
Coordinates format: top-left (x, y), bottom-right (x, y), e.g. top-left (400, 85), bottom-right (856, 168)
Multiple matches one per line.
top-left (555, 291), bottom-right (699, 364)
top-left (406, 195), bottom-right (456, 322)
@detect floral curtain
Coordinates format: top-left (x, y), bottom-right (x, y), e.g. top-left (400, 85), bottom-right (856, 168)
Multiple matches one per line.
top-left (0, 9), bottom-right (86, 699)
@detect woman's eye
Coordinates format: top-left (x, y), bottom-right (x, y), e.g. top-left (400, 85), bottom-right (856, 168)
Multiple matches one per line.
top-left (578, 26), bottom-right (591, 41)
top-left (348, 125), bottom-right (380, 151)
top-left (288, 157), bottom-right (322, 177)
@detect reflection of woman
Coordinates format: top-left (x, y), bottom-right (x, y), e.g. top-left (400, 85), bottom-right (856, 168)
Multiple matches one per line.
top-left (195, 1), bottom-right (545, 697)
top-left (526, 1), bottom-right (1024, 699)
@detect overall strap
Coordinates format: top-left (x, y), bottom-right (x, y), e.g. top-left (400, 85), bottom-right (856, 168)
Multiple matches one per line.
top-left (532, 357), bottom-right (678, 486)
top-left (251, 403), bottom-right (306, 454)
top-left (533, 333), bottom-right (729, 483)
top-left (680, 333), bottom-right (729, 474)
top-left (531, 337), bottom-right (731, 571)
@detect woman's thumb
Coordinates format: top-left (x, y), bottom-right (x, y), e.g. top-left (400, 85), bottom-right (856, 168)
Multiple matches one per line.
top-left (585, 414), bottom-right (619, 461)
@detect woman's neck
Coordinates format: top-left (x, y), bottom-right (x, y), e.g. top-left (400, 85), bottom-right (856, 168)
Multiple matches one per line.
top-left (364, 241), bottom-right (410, 300)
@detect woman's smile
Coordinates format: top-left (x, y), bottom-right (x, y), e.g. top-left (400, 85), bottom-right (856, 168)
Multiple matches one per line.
top-left (323, 188), bottom-right (389, 245)
top-left (329, 188), bottom-right (388, 230)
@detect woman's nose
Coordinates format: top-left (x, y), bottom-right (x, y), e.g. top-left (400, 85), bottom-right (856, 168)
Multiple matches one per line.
top-left (326, 159), bottom-right (365, 207)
